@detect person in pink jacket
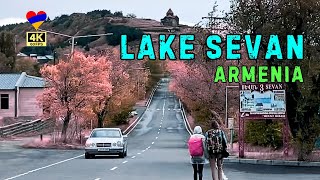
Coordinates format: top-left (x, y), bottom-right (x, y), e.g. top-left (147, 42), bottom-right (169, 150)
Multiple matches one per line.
top-left (189, 126), bottom-right (209, 180)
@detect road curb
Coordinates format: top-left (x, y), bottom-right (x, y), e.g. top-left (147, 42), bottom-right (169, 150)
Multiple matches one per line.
top-left (224, 157), bottom-right (320, 167)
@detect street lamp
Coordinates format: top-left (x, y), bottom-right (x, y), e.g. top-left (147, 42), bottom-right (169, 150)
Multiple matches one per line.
top-left (38, 28), bottom-right (113, 58)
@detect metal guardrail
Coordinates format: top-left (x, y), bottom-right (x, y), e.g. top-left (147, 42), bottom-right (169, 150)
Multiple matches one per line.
top-left (145, 81), bottom-right (160, 108)
top-left (179, 99), bottom-right (193, 135)
top-left (123, 81), bottom-right (160, 135)
top-left (0, 118), bottom-right (54, 137)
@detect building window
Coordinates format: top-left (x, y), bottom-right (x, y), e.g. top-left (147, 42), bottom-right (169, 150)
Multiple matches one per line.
top-left (1, 94), bottom-right (9, 109)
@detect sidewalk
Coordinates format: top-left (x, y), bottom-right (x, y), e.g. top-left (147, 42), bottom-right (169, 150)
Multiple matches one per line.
top-left (183, 110), bottom-right (320, 167)
top-left (224, 143), bottom-right (320, 167)
top-left (224, 156), bottom-right (320, 167)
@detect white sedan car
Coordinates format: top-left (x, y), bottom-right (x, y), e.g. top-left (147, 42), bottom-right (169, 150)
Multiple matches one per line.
top-left (85, 128), bottom-right (128, 159)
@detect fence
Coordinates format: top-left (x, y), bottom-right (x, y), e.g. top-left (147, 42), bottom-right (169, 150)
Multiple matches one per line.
top-left (0, 118), bottom-right (55, 137)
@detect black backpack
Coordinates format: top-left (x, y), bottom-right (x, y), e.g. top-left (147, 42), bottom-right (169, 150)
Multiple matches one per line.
top-left (206, 129), bottom-right (223, 154)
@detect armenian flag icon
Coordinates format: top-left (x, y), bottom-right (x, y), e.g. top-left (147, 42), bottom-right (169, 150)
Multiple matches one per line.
top-left (26, 11), bottom-right (47, 30)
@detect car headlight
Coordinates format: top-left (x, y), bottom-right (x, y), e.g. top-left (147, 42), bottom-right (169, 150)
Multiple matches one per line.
top-left (117, 141), bottom-right (122, 147)
top-left (113, 143), bottom-right (117, 147)
top-left (85, 142), bottom-right (95, 147)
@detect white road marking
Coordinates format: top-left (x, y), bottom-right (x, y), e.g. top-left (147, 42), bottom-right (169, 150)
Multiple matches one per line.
top-left (94, 178), bottom-right (101, 180)
top-left (157, 109), bottom-right (160, 110)
top-left (168, 108), bottom-right (171, 110)
top-left (158, 132), bottom-right (160, 134)
top-left (4, 154), bottom-right (84, 180)
top-left (156, 137), bottom-right (158, 139)
top-left (159, 128), bottom-right (161, 131)
top-left (152, 142), bottom-right (155, 144)
top-left (162, 100), bottom-right (166, 116)
top-left (223, 172), bottom-right (228, 180)
top-left (131, 156), bottom-right (136, 159)
top-left (110, 167), bottom-right (118, 171)
top-left (122, 161), bottom-right (128, 164)
top-left (142, 150), bottom-right (145, 152)
top-left (160, 125), bottom-right (162, 128)
top-left (137, 152), bottom-right (141, 155)
top-left (148, 146), bottom-right (151, 149)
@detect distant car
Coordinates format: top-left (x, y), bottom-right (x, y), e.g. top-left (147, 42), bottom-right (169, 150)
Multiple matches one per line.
top-left (85, 128), bottom-right (128, 159)
top-left (129, 111), bottom-right (138, 117)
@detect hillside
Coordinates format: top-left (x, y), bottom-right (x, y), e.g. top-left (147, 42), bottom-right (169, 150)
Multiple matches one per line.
top-left (0, 10), bottom-right (191, 56)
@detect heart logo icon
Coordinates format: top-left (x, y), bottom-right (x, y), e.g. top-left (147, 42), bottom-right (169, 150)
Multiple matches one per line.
top-left (26, 11), bottom-right (47, 30)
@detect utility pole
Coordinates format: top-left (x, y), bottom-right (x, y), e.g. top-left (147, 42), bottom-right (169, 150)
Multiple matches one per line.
top-left (14, 35), bottom-right (17, 54)
top-left (38, 28), bottom-right (113, 59)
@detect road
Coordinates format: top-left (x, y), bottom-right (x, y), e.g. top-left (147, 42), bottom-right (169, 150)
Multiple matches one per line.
top-left (1, 80), bottom-right (320, 180)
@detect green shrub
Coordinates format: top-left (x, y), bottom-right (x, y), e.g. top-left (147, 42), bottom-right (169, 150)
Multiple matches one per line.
top-left (0, 23), bottom-right (21, 31)
top-left (63, 20), bottom-right (73, 28)
top-left (52, 15), bottom-right (69, 27)
top-left (113, 11), bottom-right (123, 17)
top-left (105, 24), bottom-right (143, 46)
top-left (192, 106), bottom-right (213, 132)
top-left (111, 109), bottom-right (132, 125)
top-left (245, 120), bottom-right (283, 149)
top-left (230, 130), bottom-right (238, 143)
top-left (314, 137), bottom-right (320, 149)
top-left (87, 10), bottom-right (113, 18)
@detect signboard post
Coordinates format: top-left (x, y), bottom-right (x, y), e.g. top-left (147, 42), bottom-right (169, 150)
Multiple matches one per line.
top-left (238, 83), bottom-right (288, 158)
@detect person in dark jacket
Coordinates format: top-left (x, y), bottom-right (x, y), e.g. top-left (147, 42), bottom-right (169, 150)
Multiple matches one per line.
top-left (205, 120), bottom-right (228, 180)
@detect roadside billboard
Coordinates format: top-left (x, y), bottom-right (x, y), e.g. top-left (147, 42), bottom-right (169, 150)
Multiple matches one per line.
top-left (239, 83), bottom-right (286, 119)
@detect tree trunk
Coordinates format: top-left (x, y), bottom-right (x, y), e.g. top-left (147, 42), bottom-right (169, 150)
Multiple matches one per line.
top-left (61, 111), bottom-right (72, 143)
top-left (96, 98), bottom-right (111, 128)
top-left (98, 113), bottom-right (103, 128)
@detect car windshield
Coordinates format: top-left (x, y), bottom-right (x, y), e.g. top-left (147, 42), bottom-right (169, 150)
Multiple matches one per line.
top-left (90, 129), bottom-right (121, 138)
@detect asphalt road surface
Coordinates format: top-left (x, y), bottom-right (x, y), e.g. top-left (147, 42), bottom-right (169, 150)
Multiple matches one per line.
top-left (1, 80), bottom-right (320, 180)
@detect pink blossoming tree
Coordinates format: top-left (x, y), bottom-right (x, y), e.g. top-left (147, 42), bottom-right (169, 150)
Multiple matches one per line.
top-left (38, 51), bottom-right (112, 142)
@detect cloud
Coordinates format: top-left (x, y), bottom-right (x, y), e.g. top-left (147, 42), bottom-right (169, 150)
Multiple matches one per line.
top-left (0, 18), bottom-right (26, 26)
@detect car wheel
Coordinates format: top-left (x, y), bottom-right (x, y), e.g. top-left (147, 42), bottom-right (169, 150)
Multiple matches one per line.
top-left (85, 153), bottom-right (90, 159)
top-left (119, 152), bottom-right (125, 158)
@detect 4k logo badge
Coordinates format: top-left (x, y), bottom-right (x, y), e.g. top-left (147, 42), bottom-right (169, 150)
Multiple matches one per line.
top-left (26, 32), bottom-right (47, 46)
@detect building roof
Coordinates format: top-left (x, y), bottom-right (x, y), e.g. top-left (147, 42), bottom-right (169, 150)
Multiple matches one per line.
top-left (37, 55), bottom-right (54, 60)
top-left (17, 52), bottom-right (28, 57)
top-left (0, 72), bottom-right (45, 90)
top-left (0, 74), bottom-right (21, 89)
top-left (166, 8), bottom-right (174, 16)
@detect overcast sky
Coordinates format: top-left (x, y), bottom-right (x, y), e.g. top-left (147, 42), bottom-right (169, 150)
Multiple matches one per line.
top-left (0, 0), bottom-right (231, 26)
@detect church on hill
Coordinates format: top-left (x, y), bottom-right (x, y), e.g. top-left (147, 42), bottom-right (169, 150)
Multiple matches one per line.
top-left (161, 8), bottom-right (179, 27)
